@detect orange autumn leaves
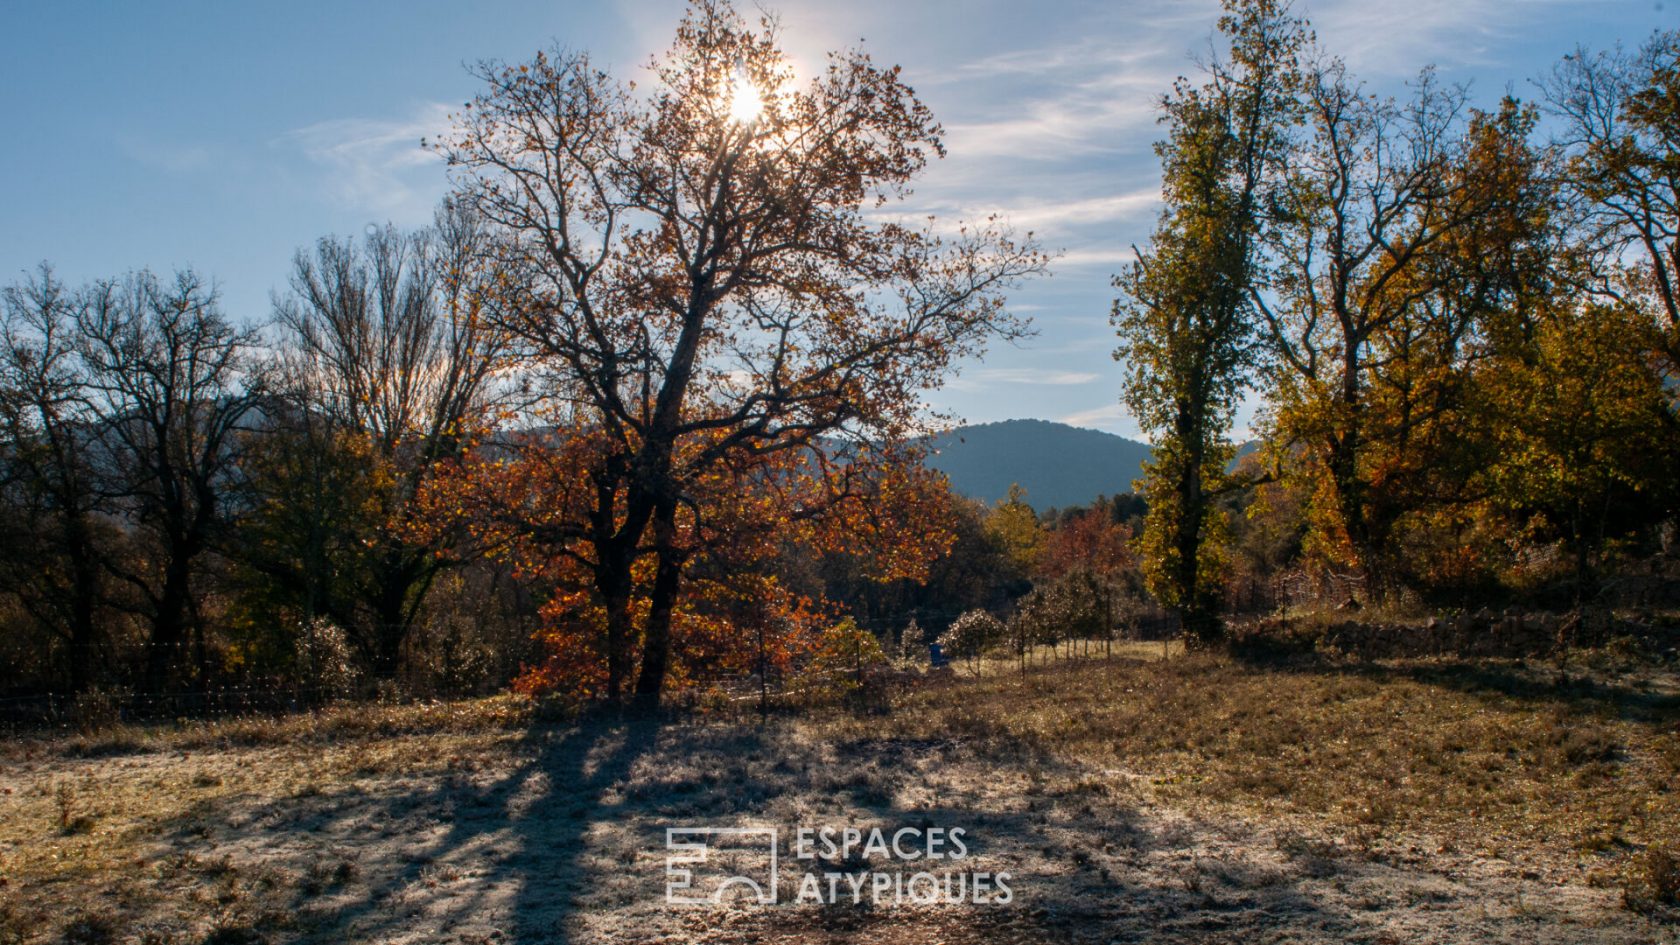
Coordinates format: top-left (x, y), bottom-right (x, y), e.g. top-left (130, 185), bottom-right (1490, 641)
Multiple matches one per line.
top-left (415, 419), bottom-right (958, 697)
top-left (409, 0), bottom-right (1040, 702)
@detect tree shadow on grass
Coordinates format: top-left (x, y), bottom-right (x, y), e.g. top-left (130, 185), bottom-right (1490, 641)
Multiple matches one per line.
top-left (137, 702), bottom-right (1639, 945)
top-left (149, 708), bottom-right (668, 944)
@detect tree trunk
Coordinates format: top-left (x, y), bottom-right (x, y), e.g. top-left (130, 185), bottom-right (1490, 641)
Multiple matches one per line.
top-left (371, 580), bottom-right (410, 682)
top-left (64, 516), bottom-right (99, 694)
top-left (1173, 413), bottom-right (1222, 646)
top-left (1332, 344), bottom-right (1372, 586)
top-left (600, 582), bottom-right (632, 703)
top-left (633, 502), bottom-right (683, 710)
top-left (146, 554), bottom-right (193, 695)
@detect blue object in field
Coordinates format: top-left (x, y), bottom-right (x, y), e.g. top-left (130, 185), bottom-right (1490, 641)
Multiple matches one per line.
top-left (929, 642), bottom-right (949, 669)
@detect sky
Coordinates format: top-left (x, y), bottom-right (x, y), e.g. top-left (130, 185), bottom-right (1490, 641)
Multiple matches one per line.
top-left (2, 0), bottom-right (1675, 440)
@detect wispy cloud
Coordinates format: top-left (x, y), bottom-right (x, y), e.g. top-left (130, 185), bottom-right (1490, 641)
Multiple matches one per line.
top-left (943, 41), bottom-right (1157, 82)
top-left (973, 367), bottom-right (1100, 386)
top-left (1054, 247), bottom-right (1140, 271)
top-left (943, 98), bottom-right (1158, 161)
top-left (947, 365), bottom-right (1103, 392)
top-left (929, 13), bottom-right (1205, 164)
top-left (1306, 0), bottom-right (1493, 74)
top-left (1304, 0), bottom-right (1583, 78)
top-left (282, 102), bottom-right (452, 221)
top-left (1058, 402), bottom-right (1136, 435)
top-left (991, 188), bottom-right (1160, 232)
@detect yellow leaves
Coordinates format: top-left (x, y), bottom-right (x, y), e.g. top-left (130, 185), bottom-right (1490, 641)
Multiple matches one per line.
top-left (985, 483), bottom-right (1042, 573)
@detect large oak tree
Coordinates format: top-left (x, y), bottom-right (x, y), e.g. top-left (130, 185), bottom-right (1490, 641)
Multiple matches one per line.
top-left (431, 0), bottom-right (1043, 705)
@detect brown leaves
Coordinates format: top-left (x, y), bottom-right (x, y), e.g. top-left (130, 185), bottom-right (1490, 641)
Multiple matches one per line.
top-left (421, 0), bottom-right (1045, 701)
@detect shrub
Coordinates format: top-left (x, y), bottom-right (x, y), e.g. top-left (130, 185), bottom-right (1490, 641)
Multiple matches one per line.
top-left (794, 618), bottom-right (888, 700)
top-left (1623, 844), bottom-right (1680, 915)
top-left (940, 610), bottom-right (1006, 671)
top-left (59, 914), bottom-right (118, 945)
top-left (295, 617), bottom-right (360, 701)
top-left (70, 687), bottom-right (127, 735)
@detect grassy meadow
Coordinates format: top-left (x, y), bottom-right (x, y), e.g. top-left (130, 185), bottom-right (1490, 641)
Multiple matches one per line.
top-left (2, 643), bottom-right (1676, 944)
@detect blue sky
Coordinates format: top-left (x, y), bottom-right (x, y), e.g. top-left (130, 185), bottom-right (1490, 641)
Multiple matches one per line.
top-left (3, 0), bottom-right (1674, 439)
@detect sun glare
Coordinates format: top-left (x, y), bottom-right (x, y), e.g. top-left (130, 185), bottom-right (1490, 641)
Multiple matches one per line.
top-left (728, 68), bottom-right (763, 124)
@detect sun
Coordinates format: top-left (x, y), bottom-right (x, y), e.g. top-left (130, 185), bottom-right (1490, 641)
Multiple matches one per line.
top-left (728, 67), bottom-right (763, 124)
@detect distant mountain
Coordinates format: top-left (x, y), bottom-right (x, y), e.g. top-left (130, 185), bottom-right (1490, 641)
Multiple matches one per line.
top-left (923, 419), bottom-right (1152, 511)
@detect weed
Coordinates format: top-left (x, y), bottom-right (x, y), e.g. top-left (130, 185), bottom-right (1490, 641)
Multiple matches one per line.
top-left (51, 780), bottom-right (96, 834)
top-left (199, 924), bottom-right (266, 945)
top-left (0, 903), bottom-right (29, 945)
top-left (53, 780), bottom-right (74, 829)
top-left (300, 859), bottom-right (357, 895)
top-left (59, 914), bottom-right (118, 945)
top-left (1622, 844), bottom-right (1680, 915)
top-left (71, 689), bottom-right (125, 736)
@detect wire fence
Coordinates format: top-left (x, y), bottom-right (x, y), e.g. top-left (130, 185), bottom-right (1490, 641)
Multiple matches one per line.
top-left (0, 684), bottom-right (369, 735)
top-left (1, 609), bottom-right (1187, 737)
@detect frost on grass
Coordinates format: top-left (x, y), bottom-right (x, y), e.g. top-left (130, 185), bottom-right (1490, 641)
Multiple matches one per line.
top-left (0, 654), bottom-right (1675, 943)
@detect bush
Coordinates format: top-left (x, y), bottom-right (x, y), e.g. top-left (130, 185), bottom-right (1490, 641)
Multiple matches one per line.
top-left (893, 618), bottom-right (929, 668)
top-left (60, 914), bottom-right (118, 945)
top-left (940, 610), bottom-right (1006, 670)
top-left (1623, 844), bottom-right (1680, 915)
top-left (1223, 616), bottom-right (1322, 660)
top-left (70, 687), bottom-right (127, 734)
top-left (794, 618), bottom-right (888, 701)
top-left (294, 617), bottom-right (360, 701)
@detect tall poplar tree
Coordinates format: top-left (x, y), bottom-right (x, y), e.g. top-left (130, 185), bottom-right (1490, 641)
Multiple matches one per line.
top-left (1113, 0), bottom-right (1305, 643)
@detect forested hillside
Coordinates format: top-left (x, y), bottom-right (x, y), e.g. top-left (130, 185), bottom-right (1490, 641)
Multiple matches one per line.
top-left (923, 419), bottom-right (1151, 510)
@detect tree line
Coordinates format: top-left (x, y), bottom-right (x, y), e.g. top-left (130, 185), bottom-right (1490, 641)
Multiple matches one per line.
top-left (0, 204), bottom-right (534, 704)
top-left (1117, 1), bottom-right (1680, 643)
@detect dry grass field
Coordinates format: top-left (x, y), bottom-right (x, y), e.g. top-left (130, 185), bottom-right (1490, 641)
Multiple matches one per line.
top-left (1, 646), bottom-right (1677, 944)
